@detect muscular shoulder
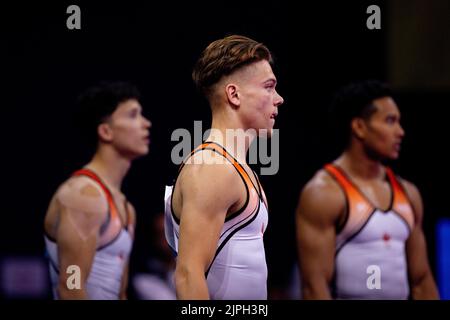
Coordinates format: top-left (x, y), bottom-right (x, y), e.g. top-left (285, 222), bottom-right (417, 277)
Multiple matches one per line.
top-left (397, 177), bottom-right (421, 202)
top-left (126, 201), bottom-right (137, 226)
top-left (178, 149), bottom-right (243, 210)
top-left (46, 175), bottom-right (109, 242)
top-left (56, 175), bottom-right (109, 217)
top-left (396, 176), bottom-right (423, 221)
top-left (297, 169), bottom-right (346, 224)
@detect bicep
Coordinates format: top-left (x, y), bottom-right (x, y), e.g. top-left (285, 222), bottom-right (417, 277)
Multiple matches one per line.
top-left (296, 203), bottom-right (336, 284)
top-left (296, 182), bottom-right (342, 285)
top-left (176, 164), bottom-right (239, 273)
top-left (56, 206), bottom-right (100, 285)
top-left (55, 181), bottom-right (107, 286)
top-left (406, 224), bottom-right (430, 284)
top-left (404, 182), bottom-right (430, 283)
top-left (177, 200), bottom-right (227, 272)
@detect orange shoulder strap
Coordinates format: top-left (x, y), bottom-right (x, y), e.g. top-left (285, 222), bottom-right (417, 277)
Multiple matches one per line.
top-left (72, 169), bottom-right (118, 221)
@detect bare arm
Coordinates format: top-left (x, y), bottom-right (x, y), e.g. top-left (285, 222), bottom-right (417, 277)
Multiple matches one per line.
top-left (55, 179), bottom-right (107, 299)
top-left (120, 263), bottom-right (130, 300)
top-left (296, 173), bottom-right (344, 299)
top-left (120, 202), bottom-right (136, 300)
top-left (403, 180), bottom-right (440, 299)
top-left (175, 156), bottom-right (241, 299)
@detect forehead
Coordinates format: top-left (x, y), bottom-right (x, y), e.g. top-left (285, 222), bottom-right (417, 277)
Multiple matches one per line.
top-left (113, 98), bottom-right (141, 114)
top-left (237, 59), bottom-right (275, 82)
top-left (372, 96), bottom-right (400, 116)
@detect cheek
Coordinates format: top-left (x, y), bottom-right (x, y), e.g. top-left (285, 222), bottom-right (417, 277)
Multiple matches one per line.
top-left (115, 123), bottom-right (140, 141)
top-left (372, 129), bottom-right (393, 149)
top-left (379, 126), bottom-right (395, 141)
top-left (256, 95), bottom-right (272, 113)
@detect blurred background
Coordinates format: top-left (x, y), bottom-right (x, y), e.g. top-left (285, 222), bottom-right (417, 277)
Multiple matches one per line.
top-left (1, 0), bottom-right (449, 299)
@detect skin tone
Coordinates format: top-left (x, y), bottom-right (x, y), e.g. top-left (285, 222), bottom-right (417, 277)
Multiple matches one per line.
top-left (296, 97), bottom-right (439, 299)
top-left (44, 99), bottom-right (151, 299)
top-left (173, 59), bottom-right (283, 299)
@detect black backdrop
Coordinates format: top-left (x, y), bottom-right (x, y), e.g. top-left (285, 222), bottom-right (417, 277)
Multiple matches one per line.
top-left (1, 1), bottom-right (449, 298)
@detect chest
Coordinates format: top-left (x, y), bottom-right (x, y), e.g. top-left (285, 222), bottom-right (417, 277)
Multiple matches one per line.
top-left (352, 179), bottom-right (392, 210)
top-left (350, 210), bottom-right (410, 244)
top-left (110, 191), bottom-right (129, 225)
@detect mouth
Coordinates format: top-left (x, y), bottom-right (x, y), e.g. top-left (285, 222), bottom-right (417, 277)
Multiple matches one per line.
top-left (270, 113), bottom-right (278, 120)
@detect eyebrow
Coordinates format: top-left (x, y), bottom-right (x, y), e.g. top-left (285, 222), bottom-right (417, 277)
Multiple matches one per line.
top-left (386, 113), bottom-right (400, 119)
top-left (263, 78), bottom-right (277, 85)
top-left (386, 111), bottom-right (399, 116)
top-left (128, 105), bottom-right (142, 112)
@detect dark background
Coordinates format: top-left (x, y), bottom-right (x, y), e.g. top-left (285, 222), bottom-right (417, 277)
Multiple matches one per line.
top-left (1, 1), bottom-right (449, 298)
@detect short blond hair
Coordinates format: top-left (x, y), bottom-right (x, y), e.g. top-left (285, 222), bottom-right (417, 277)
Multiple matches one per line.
top-left (192, 35), bottom-right (273, 98)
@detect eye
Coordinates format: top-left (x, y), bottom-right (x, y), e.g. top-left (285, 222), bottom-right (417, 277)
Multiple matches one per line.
top-left (265, 83), bottom-right (275, 91)
top-left (129, 109), bottom-right (139, 118)
top-left (386, 115), bottom-right (397, 124)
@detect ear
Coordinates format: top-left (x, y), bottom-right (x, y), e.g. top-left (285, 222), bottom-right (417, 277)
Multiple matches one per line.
top-left (351, 118), bottom-right (367, 140)
top-left (97, 123), bottom-right (113, 142)
top-left (225, 83), bottom-right (240, 108)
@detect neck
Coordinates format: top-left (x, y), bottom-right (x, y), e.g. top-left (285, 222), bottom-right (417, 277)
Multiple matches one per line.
top-left (336, 143), bottom-right (385, 180)
top-left (85, 145), bottom-right (132, 191)
top-left (206, 111), bottom-right (256, 164)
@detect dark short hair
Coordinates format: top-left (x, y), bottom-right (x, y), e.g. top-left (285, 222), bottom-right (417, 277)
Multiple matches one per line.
top-left (192, 35), bottom-right (273, 99)
top-left (74, 81), bottom-right (141, 150)
top-left (329, 80), bottom-right (392, 149)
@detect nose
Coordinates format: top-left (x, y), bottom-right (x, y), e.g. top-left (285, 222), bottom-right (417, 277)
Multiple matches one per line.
top-left (274, 90), bottom-right (284, 107)
top-left (143, 116), bottom-right (152, 129)
top-left (397, 123), bottom-right (405, 138)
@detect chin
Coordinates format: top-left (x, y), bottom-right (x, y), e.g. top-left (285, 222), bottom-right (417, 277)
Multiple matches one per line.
top-left (390, 153), bottom-right (400, 160)
top-left (262, 123), bottom-right (275, 136)
top-left (257, 128), bottom-right (273, 138)
top-left (381, 152), bottom-right (399, 161)
top-left (129, 147), bottom-right (150, 160)
top-left (140, 147), bottom-right (150, 156)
